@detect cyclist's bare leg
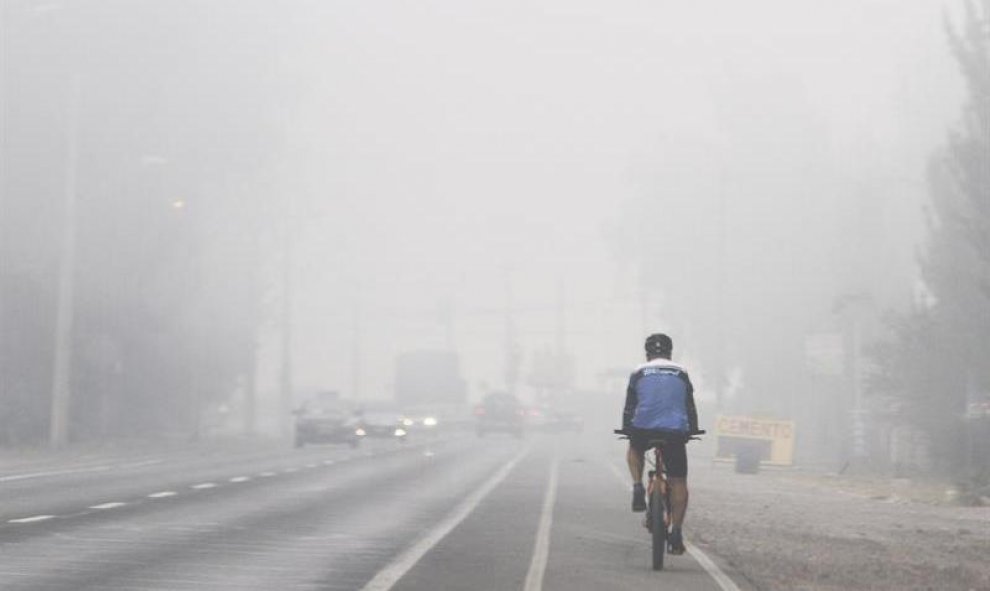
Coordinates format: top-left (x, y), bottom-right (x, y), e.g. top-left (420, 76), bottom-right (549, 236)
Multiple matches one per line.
top-left (668, 477), bottom-right (688, 527)
top-left (626, 445), bottom-right (645, 484)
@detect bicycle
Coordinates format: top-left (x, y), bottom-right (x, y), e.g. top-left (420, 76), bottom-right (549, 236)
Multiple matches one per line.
top-left (614, 428), bottom-right (705, 571)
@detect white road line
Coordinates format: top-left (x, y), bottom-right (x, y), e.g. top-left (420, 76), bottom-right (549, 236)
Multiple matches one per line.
top-left (603, 460), bottom-right (741, 591)
top-left (359, 446), bottom-right (530, 591)
top-left (229, 476), bottom-right (250, 483)
top-left (259, 472), bottom-right (276, 477)
top-left (119, 459), bottom-right (166, 469)
top-left (606, 462), bottom-right (631, 488)
top-left (147, 491), bottom-right (177, 498)
top-left (305, 463), bottom-right (318, 469)
top-left (0, 465), bottom-right (112, 483)
top-left (8, 515), bottom-right (55, 524)
top-left (89, 502), bottom-right (127, 510)
top-left (524, 455), bottom-right (559, 591)
top-left (323, 460), bottom-right (335, 465)
top-left (191, 483), bottom-right (217, 489)
top-left (0, 458), bottom-right (165, 483)
top-left (686, 543), bottom-right (742, 591)
top-left (283, 468), bottom-right (299, 473)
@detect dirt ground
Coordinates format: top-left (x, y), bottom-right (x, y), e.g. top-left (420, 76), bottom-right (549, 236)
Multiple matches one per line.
top-left (688, 462), bottom-right (990, 591)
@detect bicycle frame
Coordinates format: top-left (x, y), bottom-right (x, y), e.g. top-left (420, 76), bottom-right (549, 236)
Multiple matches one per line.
top-left (644, 439), bottom-right (672, 570)
top-left (615, 428), bottom-right (704, 571)
top-left (646, 444), bottom-right (671, 533)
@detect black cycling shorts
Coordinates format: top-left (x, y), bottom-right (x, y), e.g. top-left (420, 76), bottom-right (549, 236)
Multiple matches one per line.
top-left (628, 428), bottom-right (688, 478)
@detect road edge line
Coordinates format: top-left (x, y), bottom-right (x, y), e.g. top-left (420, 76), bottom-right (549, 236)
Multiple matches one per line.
top-left (523, 454), bottom-right (559, 591)
top-left (685, 542), bottom-right (742, 591)
top-left (359, 445), bottom-right (531, 591)
top-left (603, 460), bottom-right (743, 591)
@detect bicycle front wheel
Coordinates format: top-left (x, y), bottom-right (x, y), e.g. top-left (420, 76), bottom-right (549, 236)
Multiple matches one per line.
top-left (650, 486), bottom-right (666, 570)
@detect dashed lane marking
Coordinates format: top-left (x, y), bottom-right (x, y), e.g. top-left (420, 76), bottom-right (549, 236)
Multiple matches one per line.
top-left (8, 515), bottom-right (55, 524)
top-left (524, 454), bottom-right (559, 591)
top-left (604, 461), bottom-right (742, 591)
top-left (89, 502), bottom-right (127, 510)
top-left (359, 446), bottom-right (531, 591)
top-left (0, 441), bottom-right (437, 530)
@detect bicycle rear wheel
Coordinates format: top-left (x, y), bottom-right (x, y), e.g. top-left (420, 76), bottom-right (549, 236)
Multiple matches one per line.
top-left (650, 485), bottom-right (666, 570)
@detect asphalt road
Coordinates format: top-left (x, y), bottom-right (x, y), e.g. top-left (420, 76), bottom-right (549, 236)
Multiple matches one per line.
top-left (0, 433), bottom-right (743, 591)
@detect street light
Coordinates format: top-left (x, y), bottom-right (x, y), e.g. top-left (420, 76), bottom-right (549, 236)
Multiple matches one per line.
top-left (49, 73), bottom-right (81, 449)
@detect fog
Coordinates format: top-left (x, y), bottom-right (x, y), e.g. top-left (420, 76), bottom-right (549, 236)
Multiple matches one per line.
top-left (0, 0), bottom-right (972, 456)
top-left (276, 0), bottom-right (959, 425)
top-left (3, 2), bottom-right (990, 589)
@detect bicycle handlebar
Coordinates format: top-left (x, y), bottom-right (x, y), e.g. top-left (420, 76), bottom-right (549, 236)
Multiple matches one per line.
top-left (613, 428), bottom-right (706, 440)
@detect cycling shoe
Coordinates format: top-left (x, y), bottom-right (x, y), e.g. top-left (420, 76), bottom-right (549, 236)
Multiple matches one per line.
top-left (668, 528), bottom-right (686, 555)
top-left (632, 483), bottom-right (646, 512)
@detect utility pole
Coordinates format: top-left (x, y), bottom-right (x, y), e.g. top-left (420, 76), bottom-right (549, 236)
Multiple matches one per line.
top-left (351, 299), bottom-right (362, 401)
top-left (555, 278), bottom-right (565, 358)
top-left (850, 313), bottom-right (867, 460)
top-left (552, 277), bottom-right (567, 406)
top-left (278, 208), bottom-right (294, 439)
top-left (243, 354), bottom-right (257, 436)
top-left (241, 196), bottom-right (266, 437)
top-left (242, 258), bottom-right (259, 437)
top-left (715, 165), bottom-right (728, 411)
top-left (503, 267), bottom-right (519, 394)
top-left (49, 74), bottom-right (80, 449)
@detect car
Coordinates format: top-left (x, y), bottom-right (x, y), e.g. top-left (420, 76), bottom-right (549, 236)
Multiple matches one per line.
top-left (399, 410), bottom-right (442, 432)
top-left (475, 392), bottom-right (526, 438)
top-left (293, 406), bottom-right (362, 449)
top-left (356, 411), bottom-right (409, 442)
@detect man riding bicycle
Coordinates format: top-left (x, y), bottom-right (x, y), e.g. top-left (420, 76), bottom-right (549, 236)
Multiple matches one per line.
top-left (623, 333), bottom-right (698, 555)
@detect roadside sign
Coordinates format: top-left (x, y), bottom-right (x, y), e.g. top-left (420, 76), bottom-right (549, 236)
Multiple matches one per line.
top-left (714, 415), bottom-right (796, 466)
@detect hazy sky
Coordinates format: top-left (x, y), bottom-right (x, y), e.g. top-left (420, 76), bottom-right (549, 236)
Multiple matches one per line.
top-left (216, 0), bottom-right (963, 408)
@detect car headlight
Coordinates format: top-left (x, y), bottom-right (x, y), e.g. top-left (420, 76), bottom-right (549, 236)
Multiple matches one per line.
top-left (355, 428), bottom-right (367, 437)
top-left (423, 417), bottom-right (438, 427)
top-left (394, 428), bottom-right (407, 437)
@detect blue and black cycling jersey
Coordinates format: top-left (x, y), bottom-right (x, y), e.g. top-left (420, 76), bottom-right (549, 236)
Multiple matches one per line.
top-left (622, 358), bottom-right (698, 433)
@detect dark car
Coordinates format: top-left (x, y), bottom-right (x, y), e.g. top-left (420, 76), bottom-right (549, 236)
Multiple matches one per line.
top-left (475, 392), bottom-right (526, 438)
top-left (294, 406), bottom-right (362, 449)
top-left (356, 411), bottom-right (409, 442)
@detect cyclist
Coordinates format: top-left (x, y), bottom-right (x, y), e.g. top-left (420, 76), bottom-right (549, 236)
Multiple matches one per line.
top-left (622, 333), bottom-right (698, 555)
